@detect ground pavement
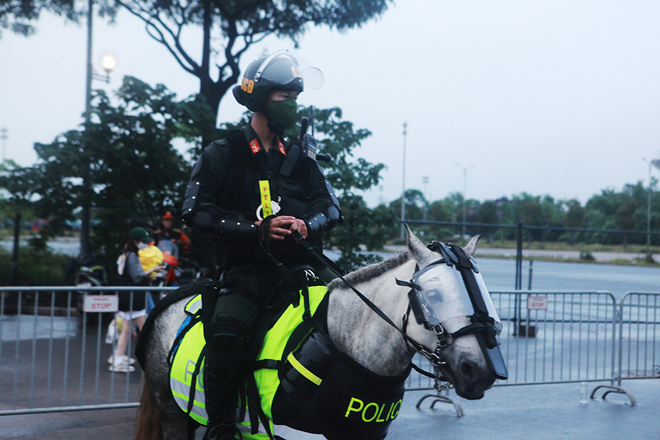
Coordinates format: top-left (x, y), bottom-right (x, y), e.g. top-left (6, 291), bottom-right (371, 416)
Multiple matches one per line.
top-left (1, 379), bottom-right (657, 440)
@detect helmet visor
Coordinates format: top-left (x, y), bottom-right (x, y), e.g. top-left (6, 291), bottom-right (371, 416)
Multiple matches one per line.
top-left (255, 51), bottom-right (324, 90)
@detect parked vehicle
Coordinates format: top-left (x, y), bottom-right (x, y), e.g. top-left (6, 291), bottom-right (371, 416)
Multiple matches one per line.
top-left (73, 256), bottom-right (108, 323)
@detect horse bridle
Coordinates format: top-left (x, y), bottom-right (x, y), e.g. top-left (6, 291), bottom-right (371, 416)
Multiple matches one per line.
top-left (397, 241), bottom-right (508, 385)
top-left (291, 232), bottom-right (508, 388)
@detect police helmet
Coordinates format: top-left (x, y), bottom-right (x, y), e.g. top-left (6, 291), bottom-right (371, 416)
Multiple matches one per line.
top-left (233, 51), bottom-right (323, 112)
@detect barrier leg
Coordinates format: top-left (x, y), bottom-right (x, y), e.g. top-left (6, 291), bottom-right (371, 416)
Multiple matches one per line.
top-left (415, 391), bottom-right (464, 417)
top-left (590, 385), bottom-right (636, 407)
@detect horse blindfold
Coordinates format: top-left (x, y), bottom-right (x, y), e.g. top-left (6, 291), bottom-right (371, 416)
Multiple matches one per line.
top-left (407, 242), bottom-right (508, 380)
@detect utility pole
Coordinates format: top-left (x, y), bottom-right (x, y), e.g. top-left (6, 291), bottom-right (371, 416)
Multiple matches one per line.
top-left (79, 0), bottom-right (95, 259)
top-left (422, 176), bottom-right (429, 221)
top-left (1, 128), bottom-right (7, 162)
top-left (645, 158), bottom-right (660, 252)
top-left (456, 163), bottom-right (474, 238)
top-left (80, 0), bottom-right (115, 259)
top-left (400, 122), bottom-right (407, 239)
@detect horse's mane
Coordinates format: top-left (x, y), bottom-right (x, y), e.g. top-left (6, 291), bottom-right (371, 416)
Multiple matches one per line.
top-left (327, 251), bottom-right (411, 291)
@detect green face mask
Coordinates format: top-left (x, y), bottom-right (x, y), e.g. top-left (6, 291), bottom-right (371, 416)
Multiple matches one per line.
top-left (265, 97), bottom-right (298, 131)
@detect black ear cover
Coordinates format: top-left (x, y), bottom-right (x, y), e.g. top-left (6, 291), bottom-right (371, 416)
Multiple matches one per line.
top-left (232, 86), bottom-right (244, 105)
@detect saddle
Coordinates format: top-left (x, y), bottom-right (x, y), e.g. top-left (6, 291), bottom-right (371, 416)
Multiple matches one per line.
top-left (140, 279), bottom-right (409, 440)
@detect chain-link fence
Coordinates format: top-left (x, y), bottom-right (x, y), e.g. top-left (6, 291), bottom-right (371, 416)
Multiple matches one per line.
top-left (404, 220), bottom-right (660, 301)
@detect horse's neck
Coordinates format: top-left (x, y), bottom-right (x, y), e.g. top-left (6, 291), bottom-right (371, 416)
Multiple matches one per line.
top-left (326, 259), bottom-right (417, 377)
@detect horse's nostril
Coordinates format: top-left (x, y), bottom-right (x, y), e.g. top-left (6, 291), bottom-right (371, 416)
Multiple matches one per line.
top-left (459, 360), bottom-right (478, 382)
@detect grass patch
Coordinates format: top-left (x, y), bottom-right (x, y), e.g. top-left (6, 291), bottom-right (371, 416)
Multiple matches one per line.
top-left (0, 246), bottom-right (71, 286)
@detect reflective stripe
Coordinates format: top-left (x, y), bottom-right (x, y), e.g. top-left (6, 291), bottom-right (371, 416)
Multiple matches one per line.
top-left (170, 376), bottom-right (208, 424)
top-left (170, 287), bottom-right (329, 434)
top-left (255, 286), bottom-right (328, 419)
top-left (184, 295), bottom-right (202, 315)
top-left (259, 180), bottom-right (273, 217)
top-left (287, 352), bottom-right (322, 386)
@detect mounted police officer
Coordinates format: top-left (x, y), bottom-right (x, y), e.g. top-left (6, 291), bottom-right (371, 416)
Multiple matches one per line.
top-left (181, 51), bottom-right (341, 440)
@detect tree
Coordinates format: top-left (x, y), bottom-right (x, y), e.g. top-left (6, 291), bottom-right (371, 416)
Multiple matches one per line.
top-left (584, 182), bottom-right (650, 246)
top-left (0, 0), bottom-right (78, 37)
top-left (283, 106), bottom-right (387, 270)
top-left (30, 76), bottom-right (190, 269)
top-left (478, 200), bottom-right (498, 243)
top-left (563, 199), bottom-right (584, 245)
top-left (109, 0), bottom-right (392, 144)
top-left (614, 199), bottom-right (639, 248)
top-left (327, 194), bottom-right (395, 271)
top-left (0, 160), bottom-right (41, 284)
top-left (389, 189), bottom-right (427, 221)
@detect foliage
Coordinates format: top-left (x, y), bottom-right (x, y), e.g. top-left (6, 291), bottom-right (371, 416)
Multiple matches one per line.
top-left (0, 0), bottom-right (78, 37)
top-left (29, 76), bottom-right (190, 269)
top-left (105, 0), bottom-right (392, 144)
top-left (283, 106), bottom-right (387, 270)
top-left (0, 245), bottom-right (69, 285)
top-left (326, 194), bottom-right (395, 271)
top-left (372, 178), bottom-right (660, 249)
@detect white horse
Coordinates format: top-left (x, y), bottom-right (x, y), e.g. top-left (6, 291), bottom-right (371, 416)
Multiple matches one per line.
top-left (134, 228), bottom-right (503, 440)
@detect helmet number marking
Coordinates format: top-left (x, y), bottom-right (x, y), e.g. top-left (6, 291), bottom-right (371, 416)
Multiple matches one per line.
top-left (241, 78), bottom-right (254, 94)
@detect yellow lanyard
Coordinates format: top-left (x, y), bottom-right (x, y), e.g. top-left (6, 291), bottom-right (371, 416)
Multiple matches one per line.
top-left (259, 180), bottom-right (273, 217)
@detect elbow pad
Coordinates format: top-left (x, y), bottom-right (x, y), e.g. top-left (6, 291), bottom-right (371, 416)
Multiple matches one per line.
top-left (306, 204), bottom-right (341, 237)
top-left (182, 153), bottom-right (211, 225)
top-left (327, 205), bottom-right (341, 228)
top-left (181, 180), bottom-right (201, 225)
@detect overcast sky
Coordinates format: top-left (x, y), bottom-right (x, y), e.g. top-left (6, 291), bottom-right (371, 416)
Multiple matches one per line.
top-left (1, 0), bottom-right (660, 208)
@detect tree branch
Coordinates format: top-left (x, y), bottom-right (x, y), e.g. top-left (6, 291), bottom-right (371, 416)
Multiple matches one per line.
top-left (115, 0), bottom-right (200, 76)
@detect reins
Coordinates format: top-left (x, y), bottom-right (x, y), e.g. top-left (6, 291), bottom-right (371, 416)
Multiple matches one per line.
top-left (291, 231), bottom-right (450, 378)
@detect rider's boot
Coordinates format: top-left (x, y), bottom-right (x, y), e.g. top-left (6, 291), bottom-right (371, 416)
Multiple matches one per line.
top-left (203, 347), bottom-right (244, 440)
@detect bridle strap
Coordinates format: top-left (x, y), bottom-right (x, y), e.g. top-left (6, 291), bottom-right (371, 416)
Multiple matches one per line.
top-left (293, 231), bottom-right (430, 355)
top-left (451, 322), bottom-right (487, 339)
top-left (293, 232), bottom-right (484, 372)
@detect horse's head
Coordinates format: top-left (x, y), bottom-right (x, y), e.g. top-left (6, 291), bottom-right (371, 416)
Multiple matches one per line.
top-left (404, 227), bottom-right (507, 400)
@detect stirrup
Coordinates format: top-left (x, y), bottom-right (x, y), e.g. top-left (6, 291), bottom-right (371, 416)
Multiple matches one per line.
top-left (204, 422), bottom-right (243, 440)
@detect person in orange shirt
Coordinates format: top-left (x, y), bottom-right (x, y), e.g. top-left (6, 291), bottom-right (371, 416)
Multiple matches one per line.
top-left (154, 211), bottom-right (191, 285)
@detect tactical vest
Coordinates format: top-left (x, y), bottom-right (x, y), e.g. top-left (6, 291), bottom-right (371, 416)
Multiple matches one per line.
top-left (215, 130), bottom-right (322, 263)
top-left (168, 287), bottom-right (409, 440)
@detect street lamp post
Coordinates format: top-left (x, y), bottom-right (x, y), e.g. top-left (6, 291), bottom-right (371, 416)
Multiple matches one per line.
top-left (456, 163), bottom-right (474, 238)
top-left (644, 158), bottom-right (660, 252)
top-left (80, 0), bottom-right (115, 259)
top-left (400, 122), bottom-right (407, 239)
top-left (422, 176), bottom-right (429, 221)
top-left (0, 128), bottom-right (7, 162)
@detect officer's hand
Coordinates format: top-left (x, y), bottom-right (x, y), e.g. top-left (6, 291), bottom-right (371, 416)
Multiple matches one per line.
top-left (256, 216), bottom-right (297, 241)
top-left (289, 219), bottom-right (308, 240)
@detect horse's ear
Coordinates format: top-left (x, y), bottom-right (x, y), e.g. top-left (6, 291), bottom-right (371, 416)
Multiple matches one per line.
top-left (464, 235), bottom-right (482, 256)
top-left (406, 224), bottom-right (435, 264)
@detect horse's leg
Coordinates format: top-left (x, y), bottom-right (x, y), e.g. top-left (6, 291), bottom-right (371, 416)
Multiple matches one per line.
top-left (144, 303), bottom-right (197, 440)
top-left (187, 419), bottom-right (200, 440)
top-left (144, 360), bottom-right (194, 440)
top-left (135, 379), bottom-right (163, 440)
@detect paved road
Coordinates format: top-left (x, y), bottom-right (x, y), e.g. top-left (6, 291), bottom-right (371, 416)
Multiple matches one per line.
top-left (1, 379), bottom-right (657, 440)
top-left (384, 245), bottom-right (659, 263)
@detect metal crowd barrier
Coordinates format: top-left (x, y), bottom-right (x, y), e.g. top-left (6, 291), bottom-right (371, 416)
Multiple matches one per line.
top-left (491, 291), bottom-right (619, 386)
top-left (0, 286), bottom-right (176, 415)
top-left (617, 292), bottom-right (660, 382)
top-left (406, 291), bottom-right (619, 390)
top-left (2, 288), bottom-right (659, 416)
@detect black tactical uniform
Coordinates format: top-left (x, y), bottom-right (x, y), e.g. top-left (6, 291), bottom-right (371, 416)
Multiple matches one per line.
top-left (181, 52), bottom-right (340, 440)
